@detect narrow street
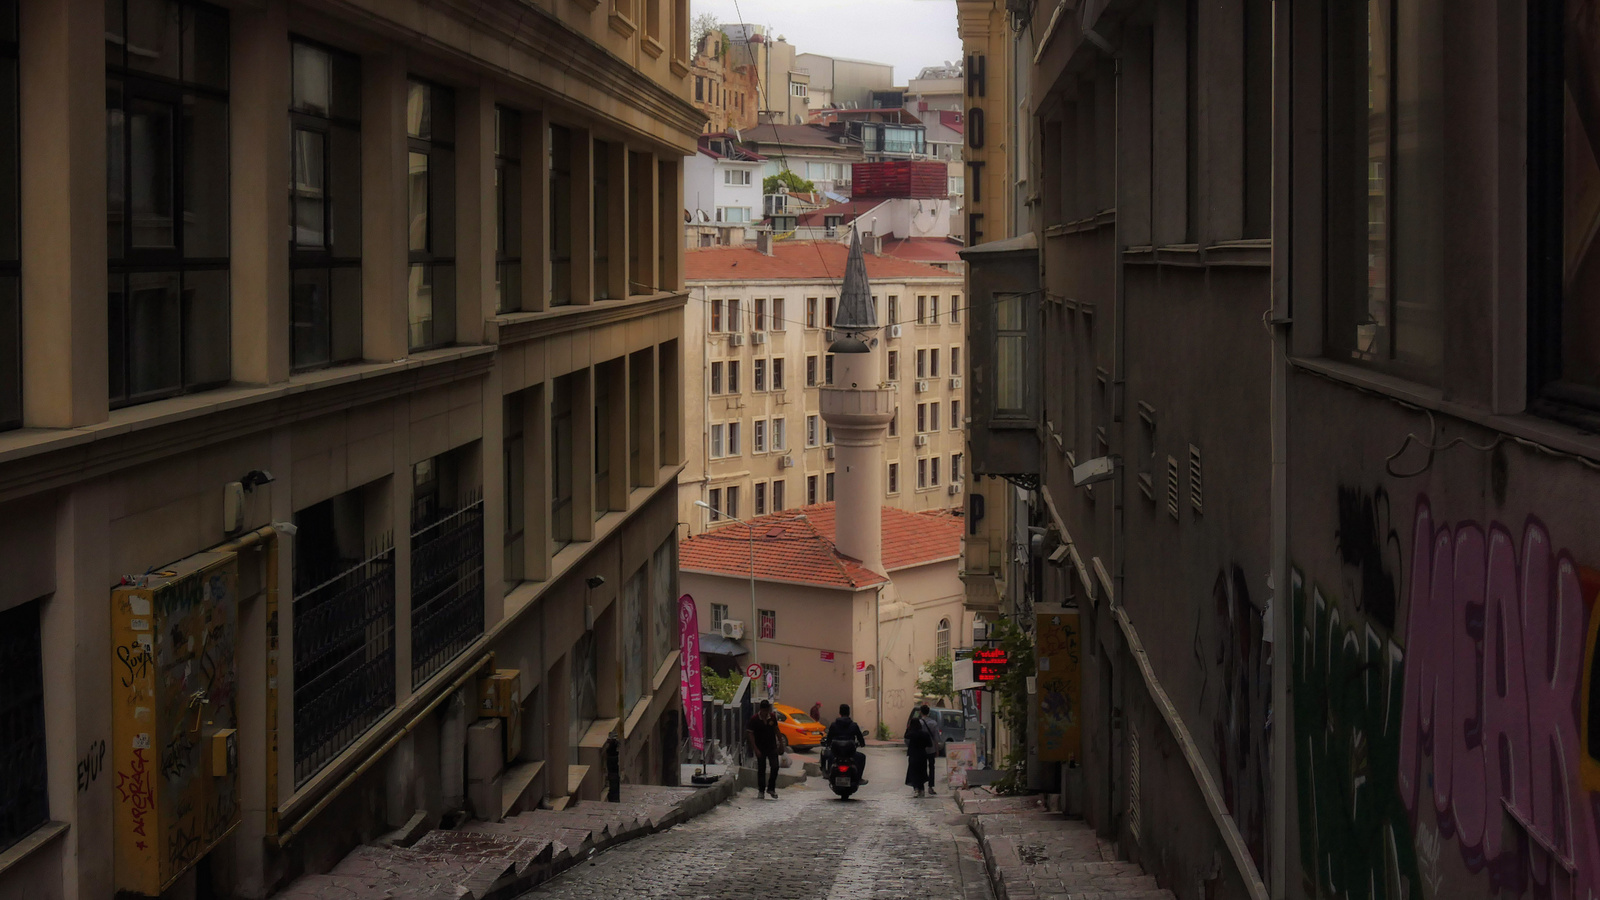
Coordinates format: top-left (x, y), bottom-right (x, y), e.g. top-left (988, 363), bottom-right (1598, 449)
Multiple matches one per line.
top-left (519, 747), bottom-right (992, 900)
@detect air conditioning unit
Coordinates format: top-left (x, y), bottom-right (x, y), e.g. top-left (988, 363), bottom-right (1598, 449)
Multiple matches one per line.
top-left (887, 324), bottom-right (903, 339)
top-left (884, 381), bottom-right (898, 390)
top-left (826, 447), bottom-right (836, 460)
top-left (780, 455), bottom-right (795, 468)
top-left (728, 333), bottom-right (745, 347)
top-left (915, 434), bottom-right (929, 447)
top-left (949, 376), bottom-right (963, 390)
top-left (948, 483), bottom-right (962, 495)
top-left (752, 331), bottom-right (768, 344)
top-left (824, 329), bottom-right (836, 342)
top-left (721, 620), bottom-right (745, 639)
top-left (915, 380), bottom-right (930, 392)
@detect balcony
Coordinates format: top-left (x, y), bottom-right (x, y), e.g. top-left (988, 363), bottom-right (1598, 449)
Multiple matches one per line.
top-left (959, 233), bottom-right (1041, 481)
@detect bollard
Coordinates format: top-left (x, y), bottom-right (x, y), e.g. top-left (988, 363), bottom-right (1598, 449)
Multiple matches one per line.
top-left (604, 730), bottom-right (621, 802)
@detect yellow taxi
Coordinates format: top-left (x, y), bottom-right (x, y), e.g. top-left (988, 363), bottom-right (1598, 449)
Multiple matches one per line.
top-left (772, 703), bottom-right (827, 749)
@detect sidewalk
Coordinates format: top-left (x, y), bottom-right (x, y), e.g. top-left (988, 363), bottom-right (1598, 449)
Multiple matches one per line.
top-left (957, 789), bottom-right (1174, 900)
top-left (273, 780), bottom-right (737, 900)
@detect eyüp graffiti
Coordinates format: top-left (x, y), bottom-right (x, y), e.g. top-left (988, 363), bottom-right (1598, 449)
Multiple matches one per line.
top-left (1397, 499), bottom-right (1600, 897)
top-left (1207, 566), bottom-right (1269, 871)
top-left (1296, 492), bottom-right (1600, 900)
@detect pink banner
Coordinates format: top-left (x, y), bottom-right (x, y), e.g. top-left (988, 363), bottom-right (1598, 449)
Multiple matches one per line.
top-left (678, 594), bottom-right (704, 751)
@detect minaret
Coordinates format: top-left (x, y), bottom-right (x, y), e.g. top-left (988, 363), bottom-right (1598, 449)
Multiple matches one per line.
top-left (819, 233), bottom-right (895, 574)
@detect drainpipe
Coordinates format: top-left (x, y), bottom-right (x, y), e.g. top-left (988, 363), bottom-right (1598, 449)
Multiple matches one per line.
top-left (1268, 0), bottom-right (1293, 894)
top-left (876, 584), bottom-right (884, 739)
top-left (702, 285), bottom-right (714, 530)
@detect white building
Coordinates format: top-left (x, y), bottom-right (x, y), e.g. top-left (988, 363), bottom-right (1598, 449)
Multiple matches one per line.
top-left (684, 134), bottom-right (768, 246)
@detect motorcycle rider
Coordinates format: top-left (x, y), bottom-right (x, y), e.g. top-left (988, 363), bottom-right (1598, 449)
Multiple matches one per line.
top-left (824, 703), bottom-right (869, 784)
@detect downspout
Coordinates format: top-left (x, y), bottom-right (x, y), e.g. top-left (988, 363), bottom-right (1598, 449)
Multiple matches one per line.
top-left (702, 285), bottom-right (714, 528)
top-left (1268, 0), bottom-right (1292, 894)
top-left (876, 583), bottom-right (884, 739)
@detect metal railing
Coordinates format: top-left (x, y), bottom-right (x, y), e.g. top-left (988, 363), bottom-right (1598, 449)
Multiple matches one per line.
top-left (293, 540), bottom-right (396, 786)
top-left (411, 493), bottom-right (485, 689)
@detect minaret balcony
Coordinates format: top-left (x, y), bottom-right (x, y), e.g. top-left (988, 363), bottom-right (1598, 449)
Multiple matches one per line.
top-left (818, 385), bottom-right (896, 429)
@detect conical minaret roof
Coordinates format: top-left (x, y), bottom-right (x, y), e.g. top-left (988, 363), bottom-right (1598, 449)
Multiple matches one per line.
top-left (828, 232), bottom-right (877, 353)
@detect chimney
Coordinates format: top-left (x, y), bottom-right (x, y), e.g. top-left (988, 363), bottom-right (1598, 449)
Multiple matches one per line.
top-left (756, 229), bottom-right (775, 256)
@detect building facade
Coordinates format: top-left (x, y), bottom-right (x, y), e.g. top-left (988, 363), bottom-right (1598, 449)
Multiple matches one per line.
top-left (681, 241), bottom-right (966, 538)
top-left (0, 0), bottom-right (697, 896)
top-left (689, 28), bottom-right (759, 134)
top-left (793, 52), bottom-right (896, 111)
top-left (684, 133), bottom-right (766, 244)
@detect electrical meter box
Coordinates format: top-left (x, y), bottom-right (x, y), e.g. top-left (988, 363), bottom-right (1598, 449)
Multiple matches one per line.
top-left (478, 668), bottom-right (521, 718)
top-left (111, 551), bottom-right (241, 896)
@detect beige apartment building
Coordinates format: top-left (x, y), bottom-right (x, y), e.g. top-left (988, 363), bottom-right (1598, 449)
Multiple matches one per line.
top-left (680, 240), bottom-right (966, 537)
top-left (0, 0), bottom-right (697, 897)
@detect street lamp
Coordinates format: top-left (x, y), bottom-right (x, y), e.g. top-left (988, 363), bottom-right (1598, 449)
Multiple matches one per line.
top-left (695, 500), bottom-right (759, 672)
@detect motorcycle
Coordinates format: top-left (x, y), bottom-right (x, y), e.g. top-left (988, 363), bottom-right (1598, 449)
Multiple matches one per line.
top-left (821, 738), bottom-right (864, 800)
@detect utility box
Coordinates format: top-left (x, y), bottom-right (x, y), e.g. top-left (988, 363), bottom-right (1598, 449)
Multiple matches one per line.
top-left (111, 551), bottom-right (241, 896)
top-left (478, 668), bottom-right (521, 718)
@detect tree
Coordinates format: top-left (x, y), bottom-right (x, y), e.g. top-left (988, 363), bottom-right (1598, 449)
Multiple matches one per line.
top-left (763, 169), bottom-right (816, 196)
top-left (915, 654), bottom-right (954, 705)
top-left (690, 12), bottom-right (718, 56)
top-left (701, 665), bottom-right (742, 703)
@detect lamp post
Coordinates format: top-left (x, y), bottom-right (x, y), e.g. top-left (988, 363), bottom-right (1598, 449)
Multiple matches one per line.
top-left (695, 500), bottom-right (759, 672)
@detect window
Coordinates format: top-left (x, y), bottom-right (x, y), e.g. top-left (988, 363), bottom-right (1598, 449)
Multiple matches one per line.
top-left (952, 452), bottom-right (963, 480)
top-left (825, 472), bottom-right (835, 500)
top-left (973, 614), bottom-right (987, 642)
top-left (711, 361), bottom-right (723, 394)
top-left (951, 400), bottom-right (962, 428)
top-left (1323, 0), bottom-right (1443, 375)
top-left (807, 474), bottom-right (818, 505)
top-left (549, 123), bottom-right (573, 305)
top-left (719, 206), bottom-right (749, 223)
top-left (754, 419), bottom-right (767, 453)
top-left (759, 608), bottom-right (777, 639)
top-left (773, 417), bottom-right (786, 451)
top-left (726, 485), bottom-right (740, 518)
top-left (918, 458), bottom-right (928, 488)
top-left (593, 139), bottom-right (615, 299)
top-left (932, 296), bottom-right (940, 324)
top-left (107, 0), bottom-right (231, 407)
top-left (790, 81), bottom-right (807, 97)
top-left (825, 425), bottom-right (833, 445)
top-left (711, 298), bottom-right (723, 332)
top-left (754, 481), bottom-right (767, 514)
top-left (917, 349), bottom-right (929, 379)
top-left (495, 107), bottom-right (522, 313)
top-left (754, 358), bottom-right (767, 391)
top-left (772, 357), bottom-right (785, 390)
top-left (695, 78), bottom-right (703, 102)
top-left (917, 295), bottom-right (927, 324)
top-left (728, 420), bottom-right (741, 455)
top-left (931, 456), bottom-right (941, 486)
top-left (708, 487), bottom-right (722, 520)
top-left (930, 402), bottom-right (940, 430)
top-left (711, 422), bottom-right (725, 457)
top-left (888, 462), bottom-right (900, 493)
top-left (825, 354), bottom-right (834, 385)
top-left (951, 295), bottom-right (961, 323)
top-left (0, 598), bottom-right (47, 853)
top-left (728, 299), bottom-right (741, 332)
top-left (825, 297), bottom-right (836, 328)
top-left (772, 479), bottom-right (785, 510)
top-left (888, 350), bottom-right (898, 381)
top-left (772, 298), bottom-right (786, 330)
top-left (728, 360), bottom-right (741, 393)
top-left (289, 40), bottom-right (362, 372)
top-left (994, 293), bottom-right (1028, 416)
top-left (864, 664), bottom-right (876, 699)
top-left (951, 346), bottom-right (961, 374)
top-left (754, 298), bottom-right (767, 330)
top-left (405, 79), bottom-right (457, 350)
top-left (712, 603), bottom-right (729, 628)
top-left (552, 373), bottom-right (575, 544)
top-left (931, 348), bottom-right (940, 378)
top-left (889, 411), bottom-right (898, 436)
top-left (594, 364), bottom-right (614, 517)
top-left (824, 215), bottom-right (841, 237)
top-left (917, 403), bottom-right (927, 432)
top-left (806, 415), bottom-right (819, 447)
top-left (724, 168), bottom-right (752, 185)
top-left (889, 296), bottom-right (900, 325)
top-left (504, 393), bottom-right (525, 581)
top-left (806, 297), bottom-right (818, 328)
top-left (806, 355), bottom-right (818, 386)
top-left (937, 618), bottom-right (951, 658)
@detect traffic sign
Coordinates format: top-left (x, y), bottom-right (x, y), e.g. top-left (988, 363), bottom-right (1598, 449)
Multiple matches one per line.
top-left (746, 663), bottom-right (764, 680)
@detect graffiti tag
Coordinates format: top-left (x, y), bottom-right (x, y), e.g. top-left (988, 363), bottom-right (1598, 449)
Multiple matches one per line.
top-left (78, 739), bottom-right (106, 792)
top-left (115, 747), bottom-right (155, 850)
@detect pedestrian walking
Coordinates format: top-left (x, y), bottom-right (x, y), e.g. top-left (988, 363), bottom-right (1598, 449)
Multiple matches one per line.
top-left (904, 707), bottom-right (934, 797)
top-left (746, 699), bottom-right (782, 799)
top-left (810, 700), bottom-right (824, 727)
top-left (919, 704), bottom-right (941, 794)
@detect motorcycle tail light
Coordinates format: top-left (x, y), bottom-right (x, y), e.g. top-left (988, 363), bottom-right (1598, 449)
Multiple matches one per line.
top-left (838, 765), bottom-right (849, 772)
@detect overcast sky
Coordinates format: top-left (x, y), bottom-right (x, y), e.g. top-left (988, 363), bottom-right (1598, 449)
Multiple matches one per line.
top-left (690, 0), bottom-right (961, 85)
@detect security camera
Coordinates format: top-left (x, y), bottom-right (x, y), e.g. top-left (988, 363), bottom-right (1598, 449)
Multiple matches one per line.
top-left (585, 576), bottom-right (606, 589)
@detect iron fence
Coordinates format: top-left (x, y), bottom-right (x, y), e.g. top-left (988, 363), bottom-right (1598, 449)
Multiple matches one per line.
top-left (411, 492), bottom-right (484, 689)
top-left (293, 540), bottom-right (396, 786)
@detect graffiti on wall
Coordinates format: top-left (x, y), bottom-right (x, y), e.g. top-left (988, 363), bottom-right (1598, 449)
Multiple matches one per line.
top-left (1198, 566), bottom-right (1270, 871)
top-left (1296, 490), bottom-right (1600, 900)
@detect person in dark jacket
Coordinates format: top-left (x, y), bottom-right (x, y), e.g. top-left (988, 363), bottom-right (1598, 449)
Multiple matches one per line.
top-left (824, 703), bottom-right (868, 782)
top-left (810, 700), bottom-right (824, 726)
top-left (904, 708), bottom-right (934, 797)
top-left (919, 704), bottom-right (942, 794)
top-left (746, 700), bottom-right (782, 799)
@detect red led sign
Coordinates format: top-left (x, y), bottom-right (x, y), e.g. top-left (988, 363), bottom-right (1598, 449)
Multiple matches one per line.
top-left (973, 648), bottom-right (1008, 682)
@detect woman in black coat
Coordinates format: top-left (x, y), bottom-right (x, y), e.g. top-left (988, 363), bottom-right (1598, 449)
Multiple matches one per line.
top-left (904, 710), bottom-right (933, 797)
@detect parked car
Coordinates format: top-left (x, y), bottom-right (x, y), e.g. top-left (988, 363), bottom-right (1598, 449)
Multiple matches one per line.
top-left (926, 707), bottom-right (967, 756)
top-left (772, 703), bottom-right (827, 749)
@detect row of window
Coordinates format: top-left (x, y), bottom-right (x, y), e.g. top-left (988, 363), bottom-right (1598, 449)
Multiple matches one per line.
top-left (709, 357), bottom-right (787, 393)
top-left (709, 604), bottom-right (778, 644)
top-left (707, 294), bottom-right (964, 334)
top-left (709, 416), bottom-right (791, 457)
top-left (708, 349), bottom-right (964, 393)
top-left (705, 471), bottom-right (838, 519)
top-left (710, 297), bottom-right (789, 332)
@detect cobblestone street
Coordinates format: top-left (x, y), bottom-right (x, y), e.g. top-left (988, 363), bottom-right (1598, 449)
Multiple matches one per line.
top-left (519, 747), bottom-right (993, 900)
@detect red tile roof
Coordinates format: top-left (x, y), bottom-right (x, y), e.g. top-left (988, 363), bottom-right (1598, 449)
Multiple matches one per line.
top-left (881, 237), bottom-right (964, 263)
top-left (685, 241), bottom-right (959, 281)
top-left (679, 504), bottom-right (962, 589)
